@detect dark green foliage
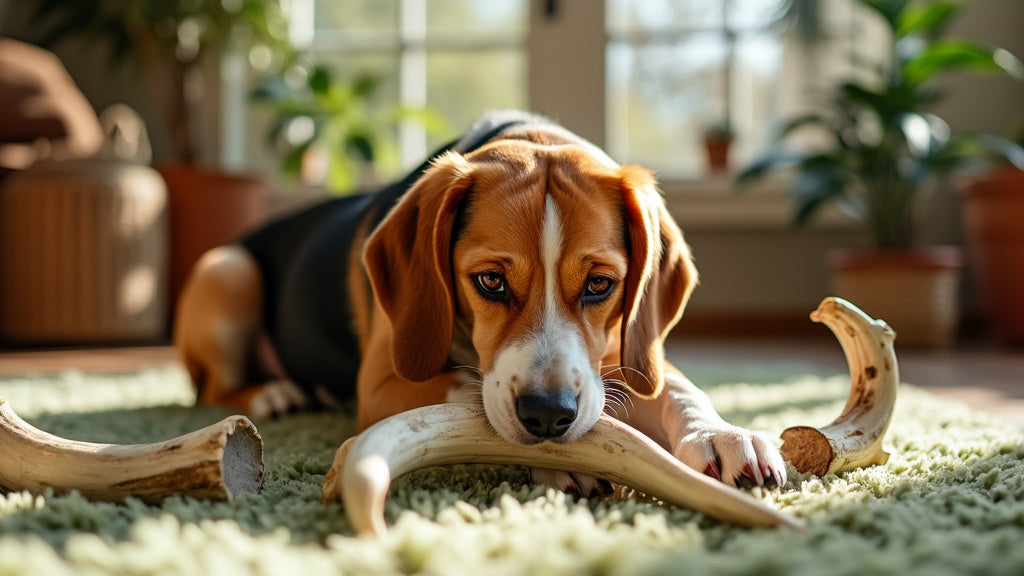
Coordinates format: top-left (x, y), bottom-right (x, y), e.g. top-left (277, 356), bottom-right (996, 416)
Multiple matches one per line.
top-left (738, 0), bottom-right (1024, 249)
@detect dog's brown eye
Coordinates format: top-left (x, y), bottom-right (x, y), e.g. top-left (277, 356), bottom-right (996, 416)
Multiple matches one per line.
top-left (475, 272), bottom-right (508, 302)
top-left (583, 275), bottom-right (615, 304)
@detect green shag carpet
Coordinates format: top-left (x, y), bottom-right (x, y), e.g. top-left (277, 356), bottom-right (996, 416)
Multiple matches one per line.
top-left (1, 364), bottom-right (1024, 576)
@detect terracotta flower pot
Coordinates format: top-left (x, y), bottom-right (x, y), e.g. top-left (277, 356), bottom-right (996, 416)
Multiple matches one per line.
top-left (961, 166), bottom-right (1024, 346)
top-left (830, 247), bottom-right (963, 348)
top-left (703, 138), bottom-right (732, 173)
top-left (158, 164), bottom-right (266, 314)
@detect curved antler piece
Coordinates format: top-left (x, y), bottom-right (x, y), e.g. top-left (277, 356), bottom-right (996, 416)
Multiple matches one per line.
top-left (323, 403), bottom-right (802, 537)
top-left (0, 397), bottom-right (264, 503)
top-left (780, 297), bottom-right (899, 476)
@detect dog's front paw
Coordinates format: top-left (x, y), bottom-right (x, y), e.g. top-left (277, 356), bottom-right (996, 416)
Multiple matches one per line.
top-left (248, 379), bottom-right (312, 418)
top-left (674, 425), bottom-right (787, 489)
top-left (530, 468), bottom-right (614, 497)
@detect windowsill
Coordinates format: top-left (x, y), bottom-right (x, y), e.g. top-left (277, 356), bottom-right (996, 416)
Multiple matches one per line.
top-left (659, 172), bottom-right (857, 231)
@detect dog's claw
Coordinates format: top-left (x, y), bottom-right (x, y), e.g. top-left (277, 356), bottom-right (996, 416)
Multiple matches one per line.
top-left (703, 462), bottom-right (721, 481)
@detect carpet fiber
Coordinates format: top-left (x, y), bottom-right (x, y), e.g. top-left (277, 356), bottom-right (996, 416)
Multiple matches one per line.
top-left (1, 364), bottom-right (1023, 575)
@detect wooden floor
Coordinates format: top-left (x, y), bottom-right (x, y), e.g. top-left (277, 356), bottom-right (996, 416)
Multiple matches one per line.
top-left (1, 336), bottom-right (1022, 427)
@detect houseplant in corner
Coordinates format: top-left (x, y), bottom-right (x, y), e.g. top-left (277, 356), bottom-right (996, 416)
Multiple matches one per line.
top-left (28, 0), bottom-right (292, 310)
top-left (738, 0), bottom-right (1024, 347)
top-left (959, 126), bottom-right (1024, 345)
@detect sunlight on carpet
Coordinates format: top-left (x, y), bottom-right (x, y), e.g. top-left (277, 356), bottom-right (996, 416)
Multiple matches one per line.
top-left (1, 366), bottom-right (1023, 575)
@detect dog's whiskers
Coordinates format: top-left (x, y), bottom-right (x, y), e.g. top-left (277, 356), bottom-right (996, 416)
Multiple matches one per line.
top-left (602, 364), bottom-right (653, 391)
top-left (602, 380), bottom-right (635, 418)
top-left (447, 368), bottom-right (485, 405)
top-left (452, 365), bottom-right (484, 377)
top-left (600, 364), bottom-right (624, 379)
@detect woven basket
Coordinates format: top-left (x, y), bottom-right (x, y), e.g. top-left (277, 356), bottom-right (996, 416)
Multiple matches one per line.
top-left (830, 247), bottom-right (963, 348)
top-left (0, 105), bottom-right (168, 343)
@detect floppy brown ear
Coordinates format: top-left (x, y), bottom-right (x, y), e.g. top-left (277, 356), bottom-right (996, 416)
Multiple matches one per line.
top-left (363, 151), bottom-right (473, 382)
top-left (618, 166), bottom-right (698, 398)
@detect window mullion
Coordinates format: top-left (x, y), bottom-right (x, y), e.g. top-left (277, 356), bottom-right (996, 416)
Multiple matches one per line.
top-left (399, 0), bottom-right (428, 167)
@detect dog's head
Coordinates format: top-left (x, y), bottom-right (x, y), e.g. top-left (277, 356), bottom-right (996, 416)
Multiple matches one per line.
top-left (364, 139), bottom-right (696, 444)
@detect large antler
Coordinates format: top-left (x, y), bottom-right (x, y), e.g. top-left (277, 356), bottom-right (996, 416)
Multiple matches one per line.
top-left (780, 297), bottom-right (899, 476)
top-left (0, 397), bottom-right (264, 503)
top-left (323, 403), bottom-right (803, 536)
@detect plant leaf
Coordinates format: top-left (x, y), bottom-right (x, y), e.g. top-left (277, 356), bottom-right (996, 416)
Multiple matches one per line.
top-left (346, 132), bottom-right (376, 163)
top-left (776, 113), bottom-right (831, 140)
top-left (351, 73), bottom-right (381, 98)
top-left (896, 1), bottom-right (960, 39)
top-left (281, 142), bottom-right (310, 177)
top-left (734, 149), bottom-right (808, 187)
top-left (308, 65), bottom-right (332, 95)
top-left (902, 40), bottom-right (1006, 87)
top-left (896, 113), bottom-right (950, 158)
top-left (859, 0), bottom-right (910, 32)
top-left (791, 167), bottom-right (850, 227)
top-left (974, 134), bottom-right (1024, 170)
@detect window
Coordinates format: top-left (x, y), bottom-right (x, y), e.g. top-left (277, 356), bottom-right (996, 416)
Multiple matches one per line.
top-left (606, 0), bottom-right (785, 178)
top-left (290, 0), bottom-right (528, 170)
top-left (239, 0), bottom-right (871, 197)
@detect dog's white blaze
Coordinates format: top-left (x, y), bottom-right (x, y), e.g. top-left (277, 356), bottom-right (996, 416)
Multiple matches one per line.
top-left (480, 194), bottom-right (604, 445)
top-left (541, 195), bottom-right (562, 317)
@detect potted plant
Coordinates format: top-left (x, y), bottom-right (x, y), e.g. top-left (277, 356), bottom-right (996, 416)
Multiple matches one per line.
top-left (738, 0), bottom-right (1024, 347)
top-left (27, 0), bottom-right (292, 309)
top-left (702, 120), bottom-right (735, 173)
top-left (959, 125), bottom-right (1024, 345)
top-left (252, 62), bottom-right (445, 194)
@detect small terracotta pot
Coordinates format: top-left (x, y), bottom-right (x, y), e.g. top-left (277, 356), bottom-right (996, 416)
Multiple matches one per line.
top-left (703, 138), bottom-right (732, 173)
top-left (830, 247), bottom-right (963, 348)
top-left (961, 166), bottom-right (1024, 345)
top-left (158, 164), bottom-right (266, 315)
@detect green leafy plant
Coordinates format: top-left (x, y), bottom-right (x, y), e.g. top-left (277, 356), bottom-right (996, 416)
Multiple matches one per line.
top-left (738, 0), bottom-right (1024, 249)
top-left (252, 62), bottom-right (445, 194)
top-left (27, 0), bottom-right (291, 164)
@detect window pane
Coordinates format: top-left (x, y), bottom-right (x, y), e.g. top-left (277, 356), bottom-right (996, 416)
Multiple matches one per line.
top-left (727, 0), bottom-right (785, 29)
top-left (426, 0), bottom-right (528, 39)
top-left (314, 0), bottom-right (397, 34)
top-left (607, 0), bottom-right (724, 33)
top-left (426, 49), bottom-right (527, 145)
top-left (732, 33), bottom-right (783, 161)
top-left (607, 34), bottom-right (729, 177)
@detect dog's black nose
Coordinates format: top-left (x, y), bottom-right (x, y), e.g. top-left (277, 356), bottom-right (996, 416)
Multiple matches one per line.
top-left (516, 390), bottom-right (578, 438)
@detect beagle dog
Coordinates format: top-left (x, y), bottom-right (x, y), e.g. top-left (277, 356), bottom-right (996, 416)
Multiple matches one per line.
top-left (174, 111), bottom-right (786, 491)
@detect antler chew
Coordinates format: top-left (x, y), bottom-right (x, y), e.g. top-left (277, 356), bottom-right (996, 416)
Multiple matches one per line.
top-left (780, 297), bottom-right (899, 476)
top-left (323, 403), bottom-right (803, 536)
top-left (0, 397), bottom-right (264, 503)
